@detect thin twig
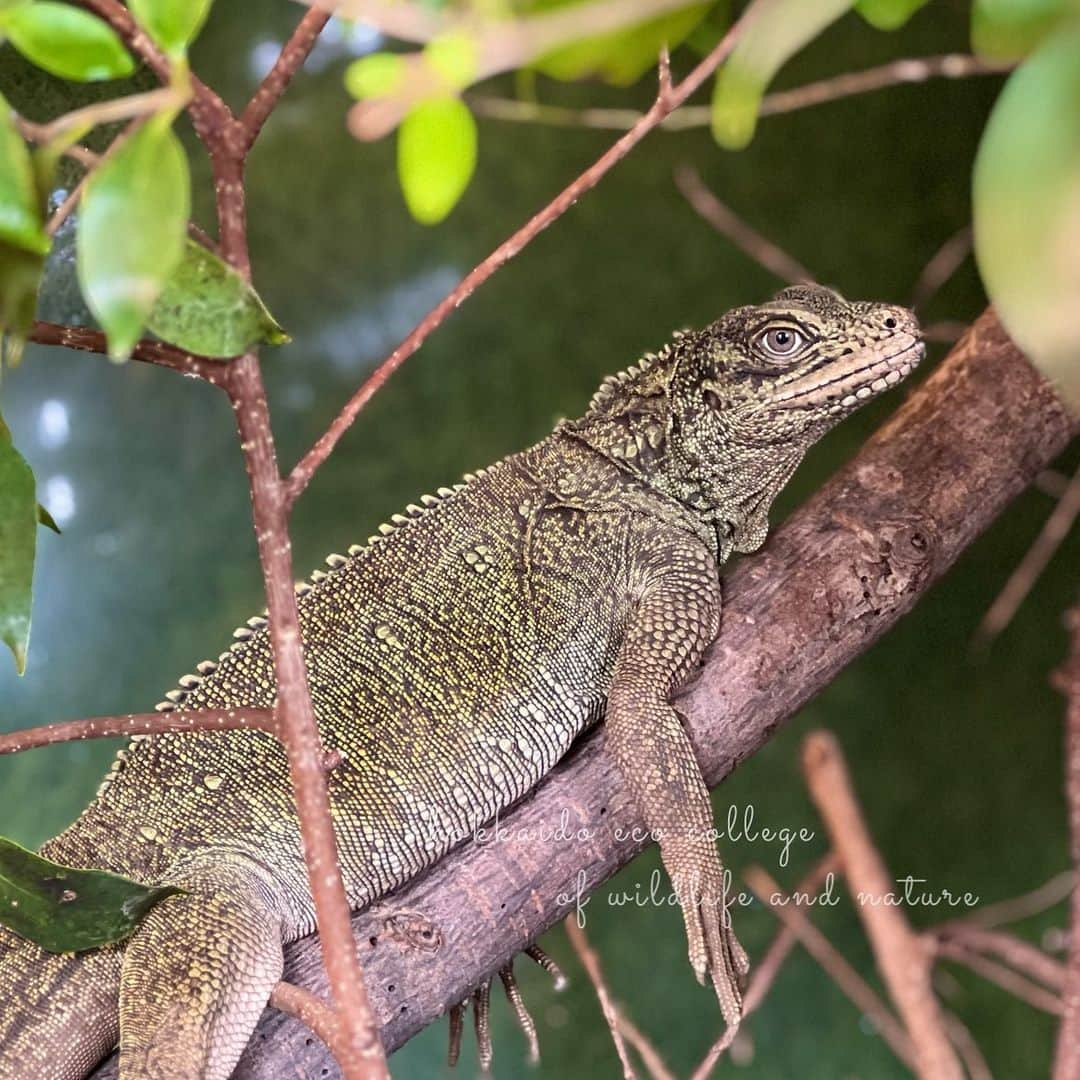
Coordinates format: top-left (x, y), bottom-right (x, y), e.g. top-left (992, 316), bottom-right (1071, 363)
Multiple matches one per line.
top-left (1054, 598), bottom-right (1080, 1077)
top-left (284, 5), bottom-right (757, 506)
top-left (616, 1013), bottom-right (676, 1080)
top-left (45, 119), bottom-right (143, 238)
top-left (0, 709), bottom-right (275, 756)
top-left (29, 320), bottom-right (227, 384)
top-left (673, 164), bottom-right (814, 285)
top-left (470, 53), bottom-right (1011, 132)
top-left (910, 226), bottom-right (972, 311)
top-left (13, 116), bottom-right (99, 169)
top-left (16, 88), bottom-right (183, 147)
top-left (934, 924), bottom-right (1066, 991)
top-left (954, 870), bottom-right (1074, 930)
top-left (564, 917), bottom-right (638, 1079)
top-left (942, 1009), bottom-right (993, 1080)
top-left (743, 865), bottom-right (917, 1070)
top-left (935, 939), bottom-right (1062, 1015)
top-left (801, 731), bottom-right (964, 1079)
top-left (974, 462), bottom-right (1080, 647)
top-left (240, 7), bottom-right (331, 152)
top-left (691, 853), bottom-right (841, 1080)
top-left (269, 982), bottom-right (351, 1064)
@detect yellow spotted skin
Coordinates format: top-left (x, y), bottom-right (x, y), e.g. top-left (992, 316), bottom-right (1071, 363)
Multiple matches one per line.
top-left (0, 286), bottom-right (923, 1078)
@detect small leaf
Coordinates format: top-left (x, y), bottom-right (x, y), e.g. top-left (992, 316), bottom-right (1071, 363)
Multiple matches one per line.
top-left (855, 0), bottom-right (931, 30)
top-left (0, 242), bottom-right (44, 367)
top-left (36, 503), bottom-right (60, 533)
top-left (0, 835), bottom-right (182, 952)
top-left (128, 0), bottom-right (213, 58)
top-left (971, 0), bottom-right (1070, 61)
top-left (425, 33), bottom-right (479, 90)
top-left (397, 97), bottom-right (477, 226)
top-left (0, 415), bottom-right (36, 673)
top-left (2, 3), bottom-right (135, 82)
top-left (345, 53), bottom-right (407, 100)
top-left (147, 238), bottom-right (289, 358)
top-left (973, 21), bottom-right (1080, 410)
top-left (77, 120), bottom-right (190, 360)
top-left (711, 0), bottom-right (855, 149)
top-left (0, 96), bottom-right (49, 255)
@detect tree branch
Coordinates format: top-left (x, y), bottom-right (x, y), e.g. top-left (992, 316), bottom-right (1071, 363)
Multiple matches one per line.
top-left (470, 53), bottom-right (1011, 132)
top-left (0, 709), bottom-right (275, 756)
top-left (88, 310), bottom-right (1075, 1077)
top-left (29, 320), bottom-right (228, 384)
top-left (240, 8), bottom-right (333, 151)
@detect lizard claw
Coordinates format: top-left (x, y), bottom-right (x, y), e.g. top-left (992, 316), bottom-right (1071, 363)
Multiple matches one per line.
top-left (671, 845), bottom-right (746, 1031)
top-left (446, 944), bottom-right (567, 1069)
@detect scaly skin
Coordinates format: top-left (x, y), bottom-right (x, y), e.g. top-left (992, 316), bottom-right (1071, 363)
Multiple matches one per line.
top-left (0, 285), bottom-right (923, 1078)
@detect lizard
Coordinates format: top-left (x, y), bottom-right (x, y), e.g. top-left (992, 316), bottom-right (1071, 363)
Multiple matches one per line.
top-left (0, 284), bottom-right (923, 1079)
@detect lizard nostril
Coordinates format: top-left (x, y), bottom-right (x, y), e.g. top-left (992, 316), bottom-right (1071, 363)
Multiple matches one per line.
top-left (884, 317), bottom-right (897, 330)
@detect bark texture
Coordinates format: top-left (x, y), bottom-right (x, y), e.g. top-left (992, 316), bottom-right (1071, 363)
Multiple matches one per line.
top-left (92, 309), bottom-right (1076, 1078)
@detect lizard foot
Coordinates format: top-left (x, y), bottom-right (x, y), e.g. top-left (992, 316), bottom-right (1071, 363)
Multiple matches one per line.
top-left (447, 944), bottom-right (567, 1070)
top-left (670, 843), bottom-right (749, 1031)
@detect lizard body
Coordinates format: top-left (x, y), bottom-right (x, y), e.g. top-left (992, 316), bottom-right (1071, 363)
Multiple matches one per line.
top-left (0, 285), bottom-right (923, 1078)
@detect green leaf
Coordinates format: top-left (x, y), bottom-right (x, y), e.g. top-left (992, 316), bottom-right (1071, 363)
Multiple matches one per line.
top-left (534, 3), bottom-right (710, 86)
top-left (77, 120), bottom-right (190, 360)
top-left (0, 242), bottom-right (44, 367)
top-left (345, 53), bottom-right (407, 100)
top-left (397, 97), bottom-right (477, 226)
top-left (0, 835), bottom-right (182, 952)
top-left (1, 3), bottom-right (135, 82)
top-left (971, 0), bottom-right (1072, 60)
top-left (425, 33), bottom-right (479, 90)
top-left (36, 503), bottom-right (60, 533)
top-left (0, 96), bottom-right (49, 256)
top-left (855, 0), bottom-right (931, 30)
top-left (710, 0), bottom-right (855, 149)
top-left (0, 416), bottom-right (36, 673)
top-left (128, 0), bottom-right (213, 58)
top-left (147, 239), bottom-right (289, 358)
top-left (973, 21), bottom-right (1080, 411)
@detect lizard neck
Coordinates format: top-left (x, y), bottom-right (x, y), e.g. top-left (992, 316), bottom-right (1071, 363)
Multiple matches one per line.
top-left (563, 404), bottom-right (806, 560)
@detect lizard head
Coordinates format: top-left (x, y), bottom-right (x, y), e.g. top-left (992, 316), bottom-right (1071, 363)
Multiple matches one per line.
top-left (572, 284), bottom-right (923, 554)
top-left (695, 284), bottom-right (924, 444)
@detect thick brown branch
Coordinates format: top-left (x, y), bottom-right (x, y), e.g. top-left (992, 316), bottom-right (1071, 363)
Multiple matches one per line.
top-left (85, 310), bottom-right (1077, 1078)
top-left (29, 320), bottom-right (228, 384)
top-left (0, 709), bottom-right (275, 756)
top-left (283, 6), bottom-right (755, 506)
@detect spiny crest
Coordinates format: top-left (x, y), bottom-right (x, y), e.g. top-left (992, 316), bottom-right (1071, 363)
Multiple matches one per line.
top-left (586, 337), bottom-right (681, 415)
top-left (143, 462), bottom-right (498, 721)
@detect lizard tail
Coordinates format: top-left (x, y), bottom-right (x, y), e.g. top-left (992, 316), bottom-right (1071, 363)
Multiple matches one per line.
top-left (0, 926), bottom-right (122, 1079)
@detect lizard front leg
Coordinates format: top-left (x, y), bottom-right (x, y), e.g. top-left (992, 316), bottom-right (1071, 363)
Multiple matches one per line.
top-left (605, 543), bottom-right (747, 1031)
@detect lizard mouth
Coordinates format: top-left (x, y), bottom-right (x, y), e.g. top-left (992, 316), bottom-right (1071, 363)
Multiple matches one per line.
top-left (770, 337), bottom-right (925, 413)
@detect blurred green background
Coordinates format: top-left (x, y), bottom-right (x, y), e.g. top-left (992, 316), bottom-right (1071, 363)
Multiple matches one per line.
top-left (2, 1), bottom-right (1078, 1076)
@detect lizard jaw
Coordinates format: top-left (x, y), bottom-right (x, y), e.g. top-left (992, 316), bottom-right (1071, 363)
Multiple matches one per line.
top-left (769, 336), bottom-right (925, 414)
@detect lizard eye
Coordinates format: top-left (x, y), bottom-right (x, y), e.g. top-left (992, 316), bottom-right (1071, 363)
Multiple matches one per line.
top-left (754, 326), bottom-right (807, 361)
